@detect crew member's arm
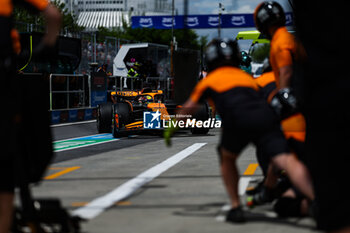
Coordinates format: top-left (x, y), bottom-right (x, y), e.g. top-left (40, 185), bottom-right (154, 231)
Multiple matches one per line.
top-left (175, 99), bottom-right (199, 121)
top-left (41, 4), bottom-right (62, 46)
top-left (279, 65), bottom-right (293, 89)
top-left (164, 79), bottom-right (208, 146)
top-left (23, 0), bottom-right (62, 46)
top-left (275, 42), bottom-right (294, 89)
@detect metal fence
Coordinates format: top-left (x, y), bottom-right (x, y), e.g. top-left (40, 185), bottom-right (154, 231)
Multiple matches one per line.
top-left (16, 21), bottom-right (199, 112)
top-left (14, 22), bottom-right (141, 74)
top-left (15, 21), bottom-right (201, 78)
top-left (49, 74), bottom-right (90, 110)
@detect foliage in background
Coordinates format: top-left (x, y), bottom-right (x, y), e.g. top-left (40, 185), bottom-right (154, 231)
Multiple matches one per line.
top-left (14, 2), bottom-right (207, 50)
top-left (13, 0), bottom-right (84, 33)
top-left (97, 25), bottom-right (207, 50)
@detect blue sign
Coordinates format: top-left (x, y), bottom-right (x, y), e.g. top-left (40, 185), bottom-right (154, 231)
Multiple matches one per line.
top-left (132, 13), bottom-right (293, 29)
top-left (91, 91), bottom-right (107, 107)
top-left (143, 111), bottom-right (161, 129)
top-left (68, 109), bottom-right (78, 122)
top-left (84, 108), bottom-right (93, 120)
top-left (51, 111), bottom-right (61, 124)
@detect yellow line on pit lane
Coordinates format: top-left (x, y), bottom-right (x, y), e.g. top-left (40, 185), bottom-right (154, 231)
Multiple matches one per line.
top-left (44, 166), bottom-right (81, 180)
top-left (243, 163), bottom-right (259, 176)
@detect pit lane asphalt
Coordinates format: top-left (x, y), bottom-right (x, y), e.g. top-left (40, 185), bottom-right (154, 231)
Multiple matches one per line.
top-left (50, 121), bottom-right (157, 163)
top-left (31, 121), bottom-right (319, 233)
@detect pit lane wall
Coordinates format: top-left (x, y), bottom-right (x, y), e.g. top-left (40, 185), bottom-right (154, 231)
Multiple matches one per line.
top-left (49, 73), bottom-right (106, 124)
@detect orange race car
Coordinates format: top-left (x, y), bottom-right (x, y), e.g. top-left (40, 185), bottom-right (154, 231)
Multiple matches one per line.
top-left (97, 88), bottom-right (212, 137)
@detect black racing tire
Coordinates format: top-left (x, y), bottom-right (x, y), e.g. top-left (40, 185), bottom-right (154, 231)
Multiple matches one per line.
top-left (191, 102), bottom-right (210, 135)
top-left (191, 127), bottom-right (210, 135)
top-left (112, 102), bottom-right (131, 138)
top-left (97, 102), bottom-right (113, 133)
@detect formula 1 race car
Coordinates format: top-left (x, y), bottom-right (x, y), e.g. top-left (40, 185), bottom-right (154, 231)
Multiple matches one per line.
top-left (97, 88), bottom-right (212, 137)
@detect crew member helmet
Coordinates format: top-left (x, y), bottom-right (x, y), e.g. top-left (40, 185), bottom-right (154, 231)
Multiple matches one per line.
top-left (240, 51), bottom-right (252, 68)
top-left (254, 1), bottom-right (286, 36)
top-left (205, 38), bottom-right (241, 73)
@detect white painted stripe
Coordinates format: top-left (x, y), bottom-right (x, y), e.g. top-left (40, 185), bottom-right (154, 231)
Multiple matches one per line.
top-left (72, 143), bottom-right (207, 220)
top-left (238, 177), bottom-right (252, 196)
top-left (51, 120), bottom-right (96, 128)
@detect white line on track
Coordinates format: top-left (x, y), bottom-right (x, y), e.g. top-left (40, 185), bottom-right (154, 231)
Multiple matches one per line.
top-left (72, 143), bottom-right (207, 220)
top-left (238, 177), bottom-right (252, 196)
top-left (50, 120), bottom-right (96, 128)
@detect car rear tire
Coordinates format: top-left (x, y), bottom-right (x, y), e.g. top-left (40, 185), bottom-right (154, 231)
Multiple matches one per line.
top-left (97, 102), bottom-right (113, 133)
top-left (112, 103), bottom-right (131, 138)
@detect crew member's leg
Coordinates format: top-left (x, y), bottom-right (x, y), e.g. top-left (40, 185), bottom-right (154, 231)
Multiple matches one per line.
top-left (256, 126), bottom-right (314, 202)
top-left (219, 147), bottom-right (240, 208)
top-left (0, 159), bottom-right (15, 233)
top-left (272, 153), bottom-right (314, 201)
top-left (219, 128), bottom-right (247, 223)
top-left (0, 192), bottom-right (14, 233)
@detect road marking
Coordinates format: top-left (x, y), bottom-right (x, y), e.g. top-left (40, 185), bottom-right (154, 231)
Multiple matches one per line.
top-left (51, 120), bottom-right (97, 128)
top-left (71, 201), bottom-right (131, 207)
top-left (53, 134), bottom-right (119, 152)
top-left (54, 133), bottom-right (103, 142)
top-left (45, 166), bottom-right (81, 180)
top-left (72, 143), bottom-right (207, 220)
top-left (243, 163), bottom-right (259, 175)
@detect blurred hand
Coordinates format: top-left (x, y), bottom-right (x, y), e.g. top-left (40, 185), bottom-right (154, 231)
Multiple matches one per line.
top-left (163, 119), bottom-right (179, 147)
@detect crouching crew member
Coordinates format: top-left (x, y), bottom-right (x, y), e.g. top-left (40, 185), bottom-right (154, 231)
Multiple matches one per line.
top-left (164, 38), bottom-right (314, 223)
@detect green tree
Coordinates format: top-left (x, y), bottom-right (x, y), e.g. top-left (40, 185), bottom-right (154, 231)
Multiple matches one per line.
top-left (13, 0), bottom-right (84, 33)
top-left (97, 25), bottom-right (201, 50)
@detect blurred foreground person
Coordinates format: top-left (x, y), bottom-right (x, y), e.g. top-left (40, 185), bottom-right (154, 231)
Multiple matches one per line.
top-left (164, 38), bottom-right (314, 223)
top-left (292, 1), bottom-right (350, 232)
top-left (250, 1), bottom-right (308, 210)
top-left (0, 0), bottom-right (61, 232)
top-left (251, 59), bottom-right (309, 218)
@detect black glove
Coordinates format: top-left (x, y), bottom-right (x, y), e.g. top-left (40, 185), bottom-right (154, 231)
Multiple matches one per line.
top-left (270, 88), bottom-right (298, 120)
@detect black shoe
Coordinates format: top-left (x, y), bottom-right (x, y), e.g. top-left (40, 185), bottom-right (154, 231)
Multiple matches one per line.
top-left (226, 206), bottom-right (246, 223)
top-left (273, 177), bottom-right (292, 197)
top-left (246, 180), bottom-right (264, 196)
top-left (247, 186), bottom-right (274, 208)
top-left (308, 199), bottom-right (319, 220)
